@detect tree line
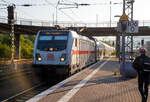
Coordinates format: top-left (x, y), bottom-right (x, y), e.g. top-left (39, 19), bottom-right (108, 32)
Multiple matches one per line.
top-left (0, 34), bottom-right (35, 59)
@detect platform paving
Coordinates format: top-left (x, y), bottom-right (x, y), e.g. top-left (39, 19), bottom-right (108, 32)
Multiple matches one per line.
top-left (27, 57), bottom-right (150, 102)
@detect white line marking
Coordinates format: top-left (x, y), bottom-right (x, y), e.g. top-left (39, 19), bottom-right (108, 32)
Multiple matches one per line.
top-left (26, 61), bottom-right (101, 102)
top-left (57, 59), bottom-right (110, 102)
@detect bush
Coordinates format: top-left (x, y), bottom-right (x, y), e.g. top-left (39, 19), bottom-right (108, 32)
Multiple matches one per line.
top-left (0, 42), bottom-right (11, 58)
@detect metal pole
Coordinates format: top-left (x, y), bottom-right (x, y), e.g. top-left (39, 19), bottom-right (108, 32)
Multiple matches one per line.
top-left (118, 34), bottom-right (120, 63)
top-left (123, 0), bottom-right (125, 13)
top-left (96, 14), bottom-right (98, 27)
top-left (121, 0), bottom-right (126, 76)
top-left (110, 1), bottom-right (112, 27)
top-left (116, 33), bottom-right (120, 63)
top-left (56, 0), bottom-right (60, 25)
top-left (131, 0), bottom-right (134, 60)
top-left (56, 4), bottom-right (58, 25)
top-left (53, 13), bottom-right (54, 26)
top-left (11, 20), bottom-right (15, 65)
top-left (122, 32), bottom-right (125, 76)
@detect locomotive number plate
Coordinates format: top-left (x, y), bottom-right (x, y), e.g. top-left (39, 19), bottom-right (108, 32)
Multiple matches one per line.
top-left (47, 53), bottom-right (54, 60)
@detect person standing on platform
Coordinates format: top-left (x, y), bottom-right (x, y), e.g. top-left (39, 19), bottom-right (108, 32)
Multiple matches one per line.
top-left (132, 48), bottom-right (150, 102)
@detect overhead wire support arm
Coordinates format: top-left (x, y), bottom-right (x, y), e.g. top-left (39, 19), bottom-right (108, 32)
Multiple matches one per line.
top-left (59, 3), bottom-right (77, 6)
top-left (59, 3), bottom-right (91, 9)
top-left (59, 6), bottom-right (78, 10)
top-left (78, 3), bottom-right (90, 6)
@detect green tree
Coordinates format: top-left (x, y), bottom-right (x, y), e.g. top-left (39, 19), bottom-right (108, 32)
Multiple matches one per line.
top-left (20, 35), bottom-right (34, 58)
top-left (0, 42), bottom-right (11, 58)
top-left (0, 34), bottom-right (35, 59)
top-left (1, 35), bottom-right (11, 46)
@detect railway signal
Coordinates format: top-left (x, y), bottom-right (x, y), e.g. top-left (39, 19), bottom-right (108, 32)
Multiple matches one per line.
top-left (7, 4), bottom-right (16, 66)
top-left (7, 5), bottom-right (15, 24)
top-left (7, 4), bottom-right (33, 65)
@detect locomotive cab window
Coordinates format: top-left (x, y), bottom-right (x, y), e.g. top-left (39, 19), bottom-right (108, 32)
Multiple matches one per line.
top-left (37, 33), bottom-right (68, 51)
top-left (54, 36), bottom-right (67, 40)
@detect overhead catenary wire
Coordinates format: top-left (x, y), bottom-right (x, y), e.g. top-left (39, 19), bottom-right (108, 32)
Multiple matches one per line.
top-left (0, 0), bottom-right (58, 21)
top-left (61, 0), bottom-right (122, 6)
top-left (67, 9), bottom-right (85, 23)
top-left (57, 0), bottom-right (91, 23)
top-left (69, 9), bottom-right (80, 19)
top-left (0, 0), bottom-right (122, 23)
top-left (44, 0), bottom-right (76, 22)
top-left (15, 3), bottom-right (56, 7)
top-left (16, 9), bottom-right (42, 20)
top-left (58, 9), bottom-right (75, 22)
top-left (53, 0), bottom-right (122, 23)
top-left (63, 0), bottom-right (76, 4)
top-left (2, 1), bottom-right (55, 20)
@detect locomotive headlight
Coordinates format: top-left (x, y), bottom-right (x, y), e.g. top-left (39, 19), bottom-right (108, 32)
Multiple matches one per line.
top-left (36, 53), bottom-right (42, 61)
top-left (38, 57), bottom-right (42, 61)
top-left (60, 53), bottom-right (66, 62)
top-left (60, 57), bottom-right (65, 61)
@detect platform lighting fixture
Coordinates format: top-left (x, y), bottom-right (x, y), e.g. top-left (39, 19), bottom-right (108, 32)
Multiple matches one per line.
top-left (114, 15), bottom-right (121, 18)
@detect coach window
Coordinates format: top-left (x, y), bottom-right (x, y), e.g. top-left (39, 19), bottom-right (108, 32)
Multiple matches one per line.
top-left (75, 39), bottom-right (77, 47)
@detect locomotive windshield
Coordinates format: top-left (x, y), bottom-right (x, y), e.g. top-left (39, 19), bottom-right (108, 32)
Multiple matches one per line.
top-left (37, 34), bottom-right (68, 51)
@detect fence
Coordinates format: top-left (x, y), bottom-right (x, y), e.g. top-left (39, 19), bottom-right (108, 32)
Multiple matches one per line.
top-left (0, 16), bottom-right (150, 27)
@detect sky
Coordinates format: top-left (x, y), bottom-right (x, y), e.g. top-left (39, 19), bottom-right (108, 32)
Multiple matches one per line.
top-left (0, 0), bottom-right (150, 23)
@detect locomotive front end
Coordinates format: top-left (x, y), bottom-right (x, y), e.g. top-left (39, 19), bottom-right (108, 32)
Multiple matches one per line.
top-left (33, 30), bottom-right (71, 75)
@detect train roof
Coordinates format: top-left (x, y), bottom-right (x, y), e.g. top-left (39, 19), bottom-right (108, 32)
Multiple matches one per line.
top-left (37, 30), bottom-right (95, 42)
top-left (38, 30), bottom-right (72, 34)
top-left (99, 41), bottom-right (115, 50)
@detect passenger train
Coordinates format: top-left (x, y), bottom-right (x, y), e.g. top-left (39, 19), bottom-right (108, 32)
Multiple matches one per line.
top-left (33, 30), bottom-right (114, 76)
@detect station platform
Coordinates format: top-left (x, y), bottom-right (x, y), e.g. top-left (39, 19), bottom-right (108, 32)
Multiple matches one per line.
top-left (27, 57), bottom-right (150, 102)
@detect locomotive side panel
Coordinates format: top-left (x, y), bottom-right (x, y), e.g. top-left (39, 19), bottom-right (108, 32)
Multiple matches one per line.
top-left (79, 39), bottom-right (86, 68)
top-left (79, 38), bottom-right (96, 68)
top-left (90, 42), bottom-right (96, 63)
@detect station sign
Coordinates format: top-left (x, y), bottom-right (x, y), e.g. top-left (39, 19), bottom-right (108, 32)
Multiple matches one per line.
top-left (117, 20), bottom-right (139, 33)
top-left (127, 20), bottom-right (139, 33)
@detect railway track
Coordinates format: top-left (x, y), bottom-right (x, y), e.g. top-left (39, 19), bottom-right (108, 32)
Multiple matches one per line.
top-left (2, 83), bottom-right (48, 102)
top-left (0, 63), bottom-right (35, 81)
top-left (1, 70), bottom-right (66, 102)
top-left (0, 69), bottom-right (33, 81)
